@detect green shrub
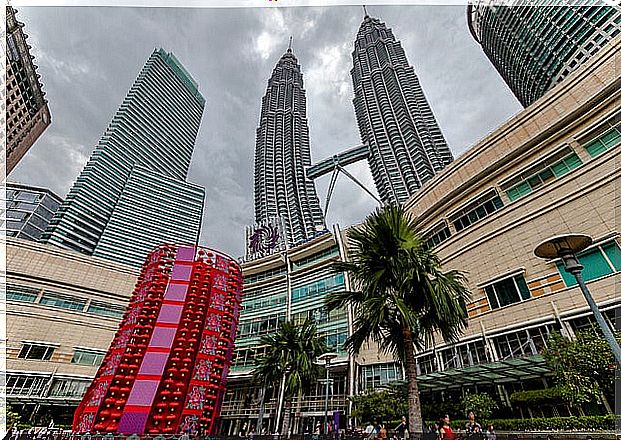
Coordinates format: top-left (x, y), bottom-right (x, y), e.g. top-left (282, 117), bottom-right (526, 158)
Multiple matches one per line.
top-left (509, 386), bottom-right (569, 405)
top-left (486, 415), bottom-right (614, 431)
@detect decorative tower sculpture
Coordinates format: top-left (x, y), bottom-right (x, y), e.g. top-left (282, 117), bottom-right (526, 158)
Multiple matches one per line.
top-left (73, 244), bottom-right (243, 435)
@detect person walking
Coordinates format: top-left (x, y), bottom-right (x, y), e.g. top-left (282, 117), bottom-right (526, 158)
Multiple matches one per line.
top-left (395, 417), bottom-right (407, 439)
top-left (484, 425), bottom-right (496, 440)
top-left (378, 425), bottom-right (387, 440)
top-left (464, 412), bottom-right (481, 438)
top-left (438, 415), bottom-right (454, 440)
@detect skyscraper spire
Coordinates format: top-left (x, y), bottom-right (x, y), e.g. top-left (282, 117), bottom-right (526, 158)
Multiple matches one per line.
top-left (253, 49), bottom-right (326, 248)
top-left (351, 15), bottom-right (453, 205)
top-left (363, 5), bottom-right (369, 18)
top-left (288, 35), bottom-right (293, 52)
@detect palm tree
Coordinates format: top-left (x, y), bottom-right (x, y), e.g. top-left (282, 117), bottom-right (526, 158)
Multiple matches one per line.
top-left (326, 205), bottom-right (469, 434)
top-left (253, 319), bottom-right (328, 435)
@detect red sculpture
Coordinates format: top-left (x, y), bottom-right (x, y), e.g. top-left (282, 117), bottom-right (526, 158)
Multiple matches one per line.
top-left (73, 244), bottom-right (243, 435)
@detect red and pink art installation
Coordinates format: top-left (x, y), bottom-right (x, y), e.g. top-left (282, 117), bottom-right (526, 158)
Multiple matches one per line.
top-left (73, 244), bottom-right (243, 435)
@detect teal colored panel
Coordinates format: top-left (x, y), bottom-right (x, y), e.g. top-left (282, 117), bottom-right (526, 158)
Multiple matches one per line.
top-left (516, 275), bottom-right (531, 300)
top-left (563, 153), bottom-right (583, 170)
top-left (507, 188), bottom-right (520, 202)
top-left (600, 128), bottom-right (620, 147)
top-left (551, 161), bottom-right (569, 177)
top-left (557, 247), bottom-right (614, 286)
top-left (602, 241), bottom-right (621, 271)
top-left (585, 140), bottom-right (607, 157)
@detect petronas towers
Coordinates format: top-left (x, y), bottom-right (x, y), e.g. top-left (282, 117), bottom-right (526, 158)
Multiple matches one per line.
top-left (253, 46), bottom-right (327, 248)
top-left (253, 12), bottom-right (453, 247)
top-left (352, 13), bottom-right (453, 205)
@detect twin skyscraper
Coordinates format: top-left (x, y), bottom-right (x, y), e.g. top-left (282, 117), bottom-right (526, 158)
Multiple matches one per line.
top-left (251, 12), bottom-right (453, 253)
top-left (42, 12), bottom-right (453, 265)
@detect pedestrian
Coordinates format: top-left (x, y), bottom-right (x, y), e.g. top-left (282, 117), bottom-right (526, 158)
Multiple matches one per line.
top-left (248, 426), bottom-right (255, 440)
top-left (464, 412), bottom-right (481, 438)
top-left (378, 424), bottom-right (387, 440)
top-left (313, 423), bottom-right (321, 440)
top-left (484, 425), bottom-right (496, 440)
top-left (394, 417), bottom-right (407, 440)
top-left (438, 415), bottom-right (454, 440)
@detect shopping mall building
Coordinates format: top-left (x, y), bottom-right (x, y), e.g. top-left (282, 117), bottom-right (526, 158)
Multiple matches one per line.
top-left (220, 35), bottom-right (620, 430)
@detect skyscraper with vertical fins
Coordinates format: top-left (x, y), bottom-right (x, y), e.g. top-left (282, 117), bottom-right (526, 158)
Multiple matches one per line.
top-left (351, 13), bottom-right (454, 205)
top-left (41, 49), bottom-right (206, 267)
top-left (253, 45), bottom-right (326, 247)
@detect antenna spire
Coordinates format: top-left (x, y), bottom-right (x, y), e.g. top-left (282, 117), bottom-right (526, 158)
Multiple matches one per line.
top-left (363, 5), bottom-right (369, 18)
top-left (288, 36), bottom-right (293, 52)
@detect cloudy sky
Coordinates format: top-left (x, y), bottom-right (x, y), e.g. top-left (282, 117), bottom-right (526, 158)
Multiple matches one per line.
top-left (10, 5), bottom-right (522, 257)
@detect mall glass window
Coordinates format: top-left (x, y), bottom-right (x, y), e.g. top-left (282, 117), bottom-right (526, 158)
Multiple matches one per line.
top-left (49, 378), bottom-right (90, 398)
top-left (39, 292), bottom-right (86, 311)
top-left (424, 220), bottom-right (452, 249)
top-left (6, 374), bottom-right (48, 396)
top-left (6, 283), bottom-right (39, 302)
top-left (291, 273), bottom-right (345, 302)
top-left (584, 125), bottom-right (621, 157)
top-left (556, 240), bottom-right (620, 287)
top-left (360, 362), bottom-right (403, 390)
top-left (72, 348), bottom-right (105, 366)
top-left (87, 301), bottom-right (125, 318)
top-left (18, 343), bottom-right (56, 360)
top-left (492, 325), bottom-right (553, 360)
top-left (504, 151), bottom-right (583, 202)
top-left (451, 189), bottom-right (504, 232)
top-left (484, 273), bottom-right (531, 310)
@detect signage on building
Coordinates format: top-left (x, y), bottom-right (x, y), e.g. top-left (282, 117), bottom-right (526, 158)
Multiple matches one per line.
top-left (245, 217), bottom-right (286, 260)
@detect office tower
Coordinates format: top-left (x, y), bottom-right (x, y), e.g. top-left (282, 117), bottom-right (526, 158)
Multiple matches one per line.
top-left (41, 49), bottom-right (206, 267)
top-left (5, 6), bottom-right (51, 174)
top-left (73, 244), bottom-right (243, 435)
top-left (467, 3), bottom-right (621, 107)
top-left (351, 13), bottom-right (453, 206)
top-left (3, 182), bottom-right (62, 241)
top-left (253, 45), bottom-right (326, 249)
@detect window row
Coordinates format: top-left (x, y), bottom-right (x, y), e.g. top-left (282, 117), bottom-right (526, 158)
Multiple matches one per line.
top-left (16, 343), bottom-right (106, 366)
top-left (5, 283), bottom-right (125, 318)
top-left (291, 245), bottom-right (340, 270)
top-left (238, 313), bottom-right (286, 338)
top-left (291, 273), bottom-right (345, 302)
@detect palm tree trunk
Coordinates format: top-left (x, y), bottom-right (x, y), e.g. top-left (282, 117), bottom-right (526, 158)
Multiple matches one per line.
top-left (281, 398), bottom-right (293, 437)
top-left (403, 327), bottom-right (423, 437)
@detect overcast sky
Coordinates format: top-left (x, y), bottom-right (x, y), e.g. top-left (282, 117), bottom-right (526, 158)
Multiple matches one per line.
top-left (10, 5), bottom-right (522, 257)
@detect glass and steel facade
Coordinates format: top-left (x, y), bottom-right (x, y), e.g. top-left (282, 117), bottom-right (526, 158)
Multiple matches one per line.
top-left (351, 14), bottom-right (454, 205)
top-left (221, 232), bottom-right (351, 435)
top-left (467, 3), bottom-right (621, 107)
top-left (253, 48), bottom-right (326, 247)
top-left (3, 182), bottom-right (62, 241)
top-left (41, 49), bottom-right (205, 267)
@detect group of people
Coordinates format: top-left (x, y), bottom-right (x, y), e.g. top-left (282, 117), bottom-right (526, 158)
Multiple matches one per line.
top-left (364, 413), bottom-right (496, 440)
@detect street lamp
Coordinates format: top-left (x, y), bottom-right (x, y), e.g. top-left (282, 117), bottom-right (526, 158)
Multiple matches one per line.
top-left (317, 352), bottom-right (338, 435)
top-left (534, 234), bottom-right (621, 366)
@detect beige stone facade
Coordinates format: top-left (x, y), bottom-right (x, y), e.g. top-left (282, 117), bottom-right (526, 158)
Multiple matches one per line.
top-left (353, 36), bottom-right (620, 412)
top-left (4, 237), bottom-right (138, 423)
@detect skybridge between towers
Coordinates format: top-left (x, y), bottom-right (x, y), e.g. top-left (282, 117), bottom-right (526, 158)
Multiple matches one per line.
top-left (305, 143), bottom-right (382, 215)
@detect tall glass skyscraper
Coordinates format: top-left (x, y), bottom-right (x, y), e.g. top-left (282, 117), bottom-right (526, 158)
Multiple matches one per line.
top-left (351, 13), bottom-right (454, 206)
top-left (468, 4), bottom-right (621, 107)
top-left (41, 49), bottom-right (206, 267)
top-left (253, 47), bottom-right (326, 247)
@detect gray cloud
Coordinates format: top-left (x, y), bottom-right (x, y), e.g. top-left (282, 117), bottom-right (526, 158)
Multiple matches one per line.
top-left (9, 5), bottom-right (521, 257)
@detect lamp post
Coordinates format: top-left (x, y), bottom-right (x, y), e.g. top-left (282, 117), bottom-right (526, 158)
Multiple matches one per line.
top-left (275, 366), bottom-right (292, 435)
top-left (534, 234), bottom-right (621, 366)
top-left (317, 352), bottom-right (338, 435)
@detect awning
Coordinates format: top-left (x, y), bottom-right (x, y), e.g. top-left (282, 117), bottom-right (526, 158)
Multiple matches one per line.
top-left (417, 355), bottom-right (550, 390)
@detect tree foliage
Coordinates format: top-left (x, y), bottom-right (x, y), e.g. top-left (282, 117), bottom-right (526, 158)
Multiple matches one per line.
top-left (350, 383), bottom-right (408, 424)
top-left (543, 328), bottom-right (618, 407)
top-left (460, 393), bottom-right (498, 421)
top-left (253, 319), bottom-right (328, 398)
top-left (326, 205), bottom-right (470, 432)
